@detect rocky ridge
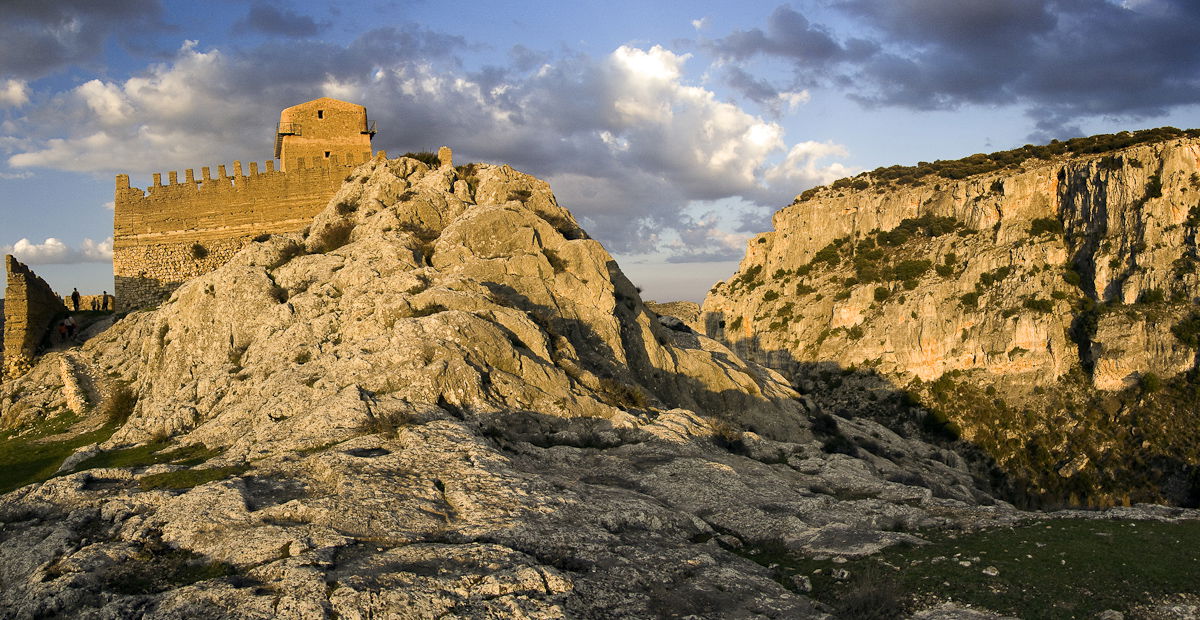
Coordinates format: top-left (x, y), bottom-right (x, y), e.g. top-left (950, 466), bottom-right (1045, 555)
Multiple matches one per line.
top-left (0, 155), bottom-right (1072, 618)
top-left (702, 133), bottom-right (1200, 506)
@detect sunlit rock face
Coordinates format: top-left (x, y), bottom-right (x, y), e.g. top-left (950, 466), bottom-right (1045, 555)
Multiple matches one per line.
top-left (702, 134), bottom-right (1200, 506)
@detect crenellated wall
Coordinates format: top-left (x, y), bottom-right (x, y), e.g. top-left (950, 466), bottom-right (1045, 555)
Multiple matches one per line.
top-left (3, 255), bottom-right (66, 381)
top-left (113, 150), bottom-right (387, 309)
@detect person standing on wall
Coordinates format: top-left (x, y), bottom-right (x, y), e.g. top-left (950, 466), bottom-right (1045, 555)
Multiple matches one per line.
top-left (71, 288), bottom-right (81, 312)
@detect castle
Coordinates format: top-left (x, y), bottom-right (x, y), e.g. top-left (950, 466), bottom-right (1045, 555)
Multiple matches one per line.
top-left (113, 97), bottom-right (386, 310)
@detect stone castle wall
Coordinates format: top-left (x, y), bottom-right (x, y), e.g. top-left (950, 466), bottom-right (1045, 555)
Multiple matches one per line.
top-left (114, 150), bottom-right (386, 309)
top-left (3, 255), bottom-right (66, 380)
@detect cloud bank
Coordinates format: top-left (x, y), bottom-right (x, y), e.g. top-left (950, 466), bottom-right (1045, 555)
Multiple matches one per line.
top-left (1, 237), bottom-right (113, 264)
top-left (4, 34), bottom-right (850, 260)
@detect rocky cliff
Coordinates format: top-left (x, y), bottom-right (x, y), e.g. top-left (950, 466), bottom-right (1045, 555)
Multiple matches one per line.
top-left (703, 129), bottom-right (1200, 507)
top-left (0, 154), bottom-right (1055, 618)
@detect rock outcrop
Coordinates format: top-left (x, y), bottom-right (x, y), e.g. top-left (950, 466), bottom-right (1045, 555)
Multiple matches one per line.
top-left (703, 132), bottom-right (1200, 505)
top-left (0, 155), bottom-right (1037, 618)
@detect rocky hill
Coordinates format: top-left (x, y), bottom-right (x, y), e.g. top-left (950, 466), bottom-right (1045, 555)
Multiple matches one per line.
top-left (0, 154), bottom-right (1074, 618)
top-left (703, 129), bottom-right (1200, 507)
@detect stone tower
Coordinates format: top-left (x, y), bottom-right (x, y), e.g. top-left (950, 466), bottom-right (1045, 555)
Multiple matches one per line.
top-left (275, 97), bottom-right (376, 171)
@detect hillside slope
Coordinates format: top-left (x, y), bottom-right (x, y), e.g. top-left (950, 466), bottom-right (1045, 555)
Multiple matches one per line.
top-left (0, 155), bottom-right (1031, 618)
top-left (703, 130), bottom-right (1200, 507)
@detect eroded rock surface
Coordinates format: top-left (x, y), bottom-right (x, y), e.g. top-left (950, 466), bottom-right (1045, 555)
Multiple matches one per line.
top-left (0, 155), bottom-right (1181, 618)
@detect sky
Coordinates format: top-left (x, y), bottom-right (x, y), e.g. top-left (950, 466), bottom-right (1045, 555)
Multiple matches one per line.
top-left (1, 0), bottom-right (1198, 302)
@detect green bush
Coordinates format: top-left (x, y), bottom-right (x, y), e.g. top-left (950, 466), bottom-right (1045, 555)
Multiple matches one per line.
top-left (1029, 218), bottom-right (1064, 236)
top-left (834, 290), bottom-right (851, 301)
top-left (874, 287), bottom-right (891, 302)
top-left (795, 283), bottom-right (816, 296)
top-left (893, 259), bottom-right (932, 281)
top-left (402, 151), bottom-right (440, 167)
top-left (1139, 372), bottom-right (1162, 393)
top-left (1063, 269), bottom-right (1083, 287)
top-left (847, 326), bottom-right (865, 340)
top-left (960, 292), bottom-right (980, 308)
top-left (763, 290), bottom-right (780, 302)
top-left (1137, 288), bottom-right (1165, 304)
top-left (1023, 297), bottom-right (1054, 313)
top-left (935, 264), bottom-right (953, 277)
top-left (1172, 312), bottom-right (1200, 348)
top-left (190, 243), bottom-right (208, 260)
top-left (1145, 174), bottom-right (1163, 199)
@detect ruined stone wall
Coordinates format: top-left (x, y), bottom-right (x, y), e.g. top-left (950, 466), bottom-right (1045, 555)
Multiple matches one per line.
top-left (3, 255), bottom-right (66, 380)
top-left (114, 151), bottom-right (386, 309)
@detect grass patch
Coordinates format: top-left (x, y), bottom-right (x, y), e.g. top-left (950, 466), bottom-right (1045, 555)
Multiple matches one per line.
top-left (72, 440), bottom-right (222, 472)
top-left (0, 412), bottom-right (120, 494)
top-left (138, 464), bottom-right (250, 491)
top-left (738, 518), bottom-right (1200, 619)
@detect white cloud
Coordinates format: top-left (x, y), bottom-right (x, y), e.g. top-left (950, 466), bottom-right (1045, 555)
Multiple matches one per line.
top-left (103, 200), bottom-right (114, 210)
top-left (692, 17), bottom-right (710, 30)
top-left (0, 170), bottom-right (32, 179)
top-left (3, 37), bottom-right (851, 261)
top-left (0, 79), bottom-right (29, 107)
top-left (1, 237), bottom-right (113, 264)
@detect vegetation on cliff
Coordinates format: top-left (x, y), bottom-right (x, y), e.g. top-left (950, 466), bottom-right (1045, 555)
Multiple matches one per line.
top-left (798, 126), bottom-right (1200, 200)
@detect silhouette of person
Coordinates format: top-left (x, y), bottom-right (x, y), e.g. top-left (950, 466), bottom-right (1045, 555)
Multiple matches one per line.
top-left (71, 288), bottom-right (81, 311)
top-left (102, 291), bottom-right (110, 311)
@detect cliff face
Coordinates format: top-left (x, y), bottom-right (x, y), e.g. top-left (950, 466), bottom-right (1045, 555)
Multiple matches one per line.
top-left (703, 135), bottom-right (1200, 505)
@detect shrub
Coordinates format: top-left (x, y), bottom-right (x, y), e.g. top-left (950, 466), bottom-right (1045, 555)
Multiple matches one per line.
top-left (1145, 174), bottom-right (1163, 199)
top-left (102, 383), bottom-right (138, 425)
top-left (598, 377), bottom-right (649, 409)
top-left (960, 292), bottom-right (980, 308)
top-left (1138, 288), bottom-right (1166, 304)
top-left (763, 290), bottom-right (780, 302)
top-left (1139, 372), bottom-right (1162, 393)
top-left (1063, 269), bottom-right (1083, 287)
top-left (821, 433), bottom-right (857, 455)
top-left (935, 264), bottom-right (953, 277)
top-left (1029, 218), bottom-right (1064, 236)
top-left (190, 243), bottom-right (209, 260)
top-left (1023, 297), bottom-right (1054, 313)
top-left (795, 283), bottom-right (816, 296)
top-left (401, 151), bottom-right (440, 167)
top-left (893, 259), bottom-right (932, 281)
top-left (836, 564), bottom-right (906, 619)
top-left (834, 290), bottom-right (852, 301)
top-left (847, 326), bottom-right (865, 340)
top-left (1172, 312), bottom-right (1200, 348)
top-left (902, 279), bottom-right (919, 290)
top-left (507, 189), bottom-right (533, 202)
top-left (543, 248), bottom-right (567, 273)
top-left (334, 199), bottom-right (357, 215)
top-left (873, 286), bottom-right (891, 302)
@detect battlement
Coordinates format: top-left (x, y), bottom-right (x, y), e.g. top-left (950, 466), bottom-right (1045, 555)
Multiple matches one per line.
top-left (113, 97), bottom-right (384, 310)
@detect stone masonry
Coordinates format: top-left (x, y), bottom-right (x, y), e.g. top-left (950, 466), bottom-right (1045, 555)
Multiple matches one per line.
top-left (3, 255), bottom-right (66, 381)
top-left (114, 97), bottom-right (381, 310)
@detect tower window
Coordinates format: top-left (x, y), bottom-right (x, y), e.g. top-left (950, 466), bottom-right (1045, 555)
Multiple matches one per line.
top-left (317, 110), bottom-right (324, 119)
top-left (324, 151), bottom-right (331, 158)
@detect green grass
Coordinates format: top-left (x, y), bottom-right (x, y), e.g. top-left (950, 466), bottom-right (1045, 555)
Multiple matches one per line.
top-left (0, 412), bottom-right (120, 494)
top-left (738, 518), bottom-right (1200, 619)
top-left (71, 440), bottom-right (222, 472)
top-left (138, 465), bottom-right (250, 490)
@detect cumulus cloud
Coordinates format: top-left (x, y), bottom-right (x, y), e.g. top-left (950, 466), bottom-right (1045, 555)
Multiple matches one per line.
top-left (5, 35), bottom-right (849, 262)
top-left (1, 237), bottom-right (113, 264)
top-left (712, 1), bottom-right (1200, 138)
top-left (0, 79), bottom-right (30, 107)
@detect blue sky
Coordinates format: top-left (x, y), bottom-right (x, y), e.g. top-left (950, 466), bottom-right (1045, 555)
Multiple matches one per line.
top-left (2, 0), bottom-right (1198, 301)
